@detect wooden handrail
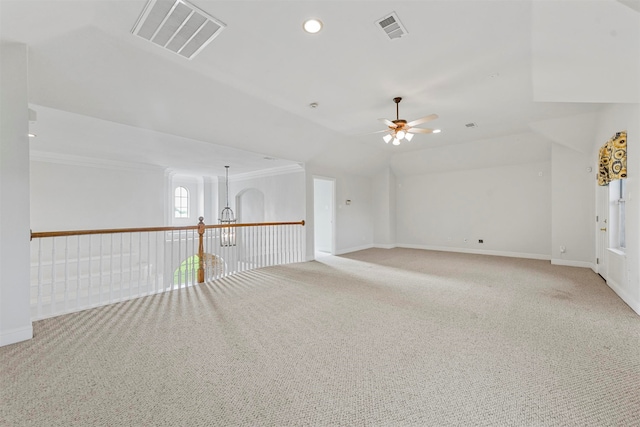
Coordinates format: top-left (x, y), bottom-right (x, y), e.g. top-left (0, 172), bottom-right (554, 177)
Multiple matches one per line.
top-left (203, 220), bottom-right (305, 229)
top-left (30, 220), bottom-right (305, 240)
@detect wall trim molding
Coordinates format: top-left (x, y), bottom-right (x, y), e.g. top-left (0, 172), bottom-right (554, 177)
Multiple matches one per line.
top-left (606, 277), bottom-right (640, 316)
top-left (316, 246), bottom-right (601, 269)
top-left (333, 244), bottom-right (553, 261)
top-left (335, 244), bottom-right (374, 255)
top-left (0, 324), bottom-right (33, 347)
top-left (233, 164), bottom-right (304, 181)
top-left (551, 259), bottom-right (595, 269)
top-left (30, 150), bottom-right (164, 172)
top-left (397, 244), bottom-right (551, 261)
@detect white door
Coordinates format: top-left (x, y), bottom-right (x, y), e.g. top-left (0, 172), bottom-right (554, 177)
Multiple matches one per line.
top-left (596, 184), bottom-right (609, 279)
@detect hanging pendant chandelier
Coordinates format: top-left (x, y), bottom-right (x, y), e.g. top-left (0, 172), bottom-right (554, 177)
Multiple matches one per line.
top-left (219, 165), bottom-right (236, 246)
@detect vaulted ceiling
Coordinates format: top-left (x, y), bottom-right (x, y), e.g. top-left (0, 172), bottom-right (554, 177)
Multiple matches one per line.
top-left (1, 0), bottom-right (638, 176)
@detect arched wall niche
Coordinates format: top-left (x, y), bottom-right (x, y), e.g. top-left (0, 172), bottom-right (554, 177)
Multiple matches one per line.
top-left (236, 188), bottom-right (265, 223)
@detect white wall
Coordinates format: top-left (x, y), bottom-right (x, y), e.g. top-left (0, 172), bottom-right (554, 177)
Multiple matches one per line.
top-left (332, 171), bottom-right (373, 255)
top-left (372, 167), bottom-right (396, 248)
top-left (30, 159), bottom-right (165, 231)
top-left (396, 161), bottom-right (552, 259)
top-left (0, 43), bottom-right (33, 346)
top-left (237, 188), bottom-right (265, 223)
top-left (313, 178), bottom-right (333, 253)
top-left (230, 169), bottom-right (305, 223)
top-left (550, 143), bottom-right (595, 267)
top-left (305, 166), bottom-right (374, 260)
top-left (202, 176), bottom-right (217, 225)
top-left (592, 103), bottom-right (640, 314)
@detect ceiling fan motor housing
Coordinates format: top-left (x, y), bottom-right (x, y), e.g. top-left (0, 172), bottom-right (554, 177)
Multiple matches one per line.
top-left (391, 119), bottom-right (407, 130)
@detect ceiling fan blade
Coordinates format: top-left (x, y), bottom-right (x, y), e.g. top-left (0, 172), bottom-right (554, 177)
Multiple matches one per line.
top-left (368, 129), bottom-right (393, 135)
top-left (378, 118), bottom-right (398, 128)
top-left (406, 114), bottom-right (438, 127)
top-left (407, 127), bottom-right (434, 134)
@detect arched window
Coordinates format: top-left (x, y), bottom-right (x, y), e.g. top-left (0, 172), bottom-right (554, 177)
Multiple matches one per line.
top-left (174, 186), bottom-right (189, 218)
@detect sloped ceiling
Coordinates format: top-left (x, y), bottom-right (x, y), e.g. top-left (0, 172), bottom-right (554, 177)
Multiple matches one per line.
top-left (529, 113), bottom-right (601, 154)
top-left (532, 0), bottom-right (640, 103)
top-left (1, 0), bottom-right (637, 177)
top-left (617, 0), bottom-right (640, 14)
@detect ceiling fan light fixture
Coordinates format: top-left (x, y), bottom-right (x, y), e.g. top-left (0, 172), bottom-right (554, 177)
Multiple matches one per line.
top-left (377, 97), bottom-right (439, 146)
top-left (303, 19), bottom-right (323, 34)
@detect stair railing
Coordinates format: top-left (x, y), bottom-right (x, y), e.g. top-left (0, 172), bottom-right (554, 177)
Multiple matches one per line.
top-left (30, 219), bottom-right (305, 320)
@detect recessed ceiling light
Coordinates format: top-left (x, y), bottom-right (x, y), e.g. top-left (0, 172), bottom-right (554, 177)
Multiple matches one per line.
top-left (432, 129), bottom-right (441, 134)
top-left (309, 102), bottom-right (319, 108)
top-left (28, 133), bottom-right (36, 138)
top-left (303, 19), bottom-right (323, 34)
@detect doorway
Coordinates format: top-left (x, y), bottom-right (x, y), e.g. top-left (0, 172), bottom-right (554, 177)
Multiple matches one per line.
top-left (313, 177), bottom-right (335, 257)
top-left (596, 184), bottom-right (609, 279)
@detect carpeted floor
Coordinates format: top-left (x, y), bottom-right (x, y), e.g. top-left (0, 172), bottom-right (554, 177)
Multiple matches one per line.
top-left (1, 248), bottom-right (639, 426)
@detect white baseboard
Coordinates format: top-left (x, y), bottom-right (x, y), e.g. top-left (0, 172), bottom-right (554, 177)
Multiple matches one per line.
top-left (335, 244), bottom-right (374, 255)
top-left (397, 244), bottom-right (551, 261)
top-left (606, 278), bottom-right (640, 316)
top-left (551, 259), bottom-right (596, 269)
top-left (373, 244), bottom-right (396, 249)
top-left (0, 324), bottom-right (33, 347)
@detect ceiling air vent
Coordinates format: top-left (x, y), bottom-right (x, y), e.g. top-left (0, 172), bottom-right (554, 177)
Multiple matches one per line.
top-left (132, 0), bottom-right (226, 59)
top-left (465, 122), bottom-right (478, 128)
top-left (376, 12), bottom-right (408, 40)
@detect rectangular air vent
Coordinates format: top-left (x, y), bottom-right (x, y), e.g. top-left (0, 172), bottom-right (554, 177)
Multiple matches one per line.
top-left (376, 12), bottom-right (408, 40)
top-left (132, 0), bottom-right (226, 59)
top-left (465, 122), bottom-right (478, 128)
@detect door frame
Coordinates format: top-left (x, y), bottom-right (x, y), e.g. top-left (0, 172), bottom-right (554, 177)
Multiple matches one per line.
top-left (595, 183), bottom-right (609, 279)
top-left (313, 176), bottom-right (336, 256)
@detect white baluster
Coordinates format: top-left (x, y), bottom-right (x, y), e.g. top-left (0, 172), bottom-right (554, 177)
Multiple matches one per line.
top-left (63, 236), bottom-right (69, 312)
top-left (128, 233), bottom-right (132, 298)
top-left (138, 231), bottom-right (143, 293)
top-left (50, 237), bottom-right (56, 316)
top-left (119, 234), bottom-right (124, 301)
top-left (171, 230), bottom-right (175, 288)
top-left (147, 231), bottom-right (151, 295)
top-left (88, 235), bottom-right (93, 307)
top-left (99, 235), bottom-right (104, 305)
top-left (37, 238), bottom-right (43, 318)
top-left (271, 225), bottom-right (275, 266)
top-left (76, 236), bottom-right (81, 309)
top-left (109, 234), bottom-right (114, 303)
top-left (153, 232), bottom-right (158, 293)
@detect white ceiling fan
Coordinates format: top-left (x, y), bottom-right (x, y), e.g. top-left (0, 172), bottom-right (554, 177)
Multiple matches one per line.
top-left (375, 97), bottom-right (439, 145)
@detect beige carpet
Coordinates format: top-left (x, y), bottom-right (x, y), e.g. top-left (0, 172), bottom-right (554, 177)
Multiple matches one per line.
top-left (1, 248), bottom-right (639, 426)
